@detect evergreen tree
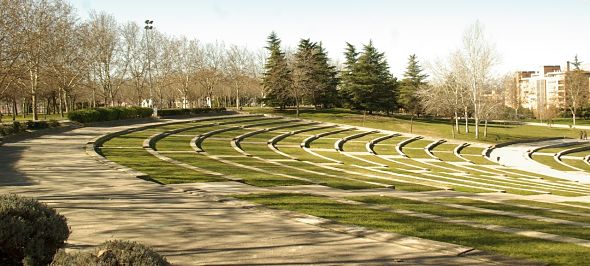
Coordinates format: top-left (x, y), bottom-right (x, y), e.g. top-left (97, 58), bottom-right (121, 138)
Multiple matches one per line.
top-left (292, 38), bottom-right (315, 116)
top-left (311, 43), bottom-right (339, 108)
top-left (262, 32), bottom-right (292, 108)
top-left (292, 39), bottom-right (339, 114)
top-left (342, 41), bottom-right (396, 113)
top-left (339, 42), bottom-right (359, 107)
top-left (399, 54), bottom-right (428, 115)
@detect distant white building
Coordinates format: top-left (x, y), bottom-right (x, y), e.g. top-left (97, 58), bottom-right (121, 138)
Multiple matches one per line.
top-left (508, 63), bottom-right (590, 115)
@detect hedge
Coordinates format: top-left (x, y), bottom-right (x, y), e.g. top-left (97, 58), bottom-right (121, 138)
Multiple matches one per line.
top-left (0, 120), bottom-right (61, 136)
top-left (67, 107), bottom-right (153, 123)
top-left (158, 107), bottom-right (226, 117)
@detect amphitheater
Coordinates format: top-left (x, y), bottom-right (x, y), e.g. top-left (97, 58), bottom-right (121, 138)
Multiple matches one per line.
top-left (2, 113), bottom-right (590, 265)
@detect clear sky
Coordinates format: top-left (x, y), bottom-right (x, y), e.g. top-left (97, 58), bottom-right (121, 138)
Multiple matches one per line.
top-left (70, 0), bottom-right (590, 78)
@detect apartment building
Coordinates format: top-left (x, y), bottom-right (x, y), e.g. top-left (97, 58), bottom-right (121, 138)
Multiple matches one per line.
top-left (507, 63), bottom-right (590, 115)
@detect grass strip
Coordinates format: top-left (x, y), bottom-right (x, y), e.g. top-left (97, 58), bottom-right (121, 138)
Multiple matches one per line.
top-left (237, 193), bottom-right (590, 266)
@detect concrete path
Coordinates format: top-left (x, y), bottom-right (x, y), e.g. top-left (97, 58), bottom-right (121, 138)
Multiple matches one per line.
top-left (489, 138), bottom-right (590, 183)
top-left (523, 121), bottom-right (590, 130)
top-left (0, 121), bottom-right (509, 265)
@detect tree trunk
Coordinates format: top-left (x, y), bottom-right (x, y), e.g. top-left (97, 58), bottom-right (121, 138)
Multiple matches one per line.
top-left (32, 92), bottom-right (38, 121)
top-left (454, 111), bottom-right (459, 133)
top-left (451, 117), bottom-right (459, 138)
top-left (64, 90), bottom-right (70, 113)
top-left (475, 116), bottom-right (480, 139)
top-left (295, 95), bottom-right (300, 118)
top-left (45, 98), bottom-right (50, 119)
top-left (109, 90), bottom-right (115, 107)
top-left (12, 99), bottom-right (17, 121)
top-left (92, 88), bottom-right (96, 108)
top-left (572, 110), bottom-right (577, 128)
top-left (22, 98), bottom-right (26, 118)
top-left (58, 89), bottom-right (63, 117)
top-left (410, 115), bottom-right (414, 133)
top-left (484, 119), bottom-right (488, 138)
top-left (236, 88), bottom-right (240, 110)
top-left (464, 107), bottom-right (469, 133)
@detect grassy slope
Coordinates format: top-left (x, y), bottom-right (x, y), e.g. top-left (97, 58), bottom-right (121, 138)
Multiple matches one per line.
top-left (238, 193), bottom-right (590, 266)
top-left (244, 108), bottom-right (578, 144)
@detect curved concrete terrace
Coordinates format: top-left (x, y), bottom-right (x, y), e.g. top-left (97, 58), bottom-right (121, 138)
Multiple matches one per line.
top-left (0, 117), bottom-right (510, 265)
top-left (489, 138), bottom-right (590, 184)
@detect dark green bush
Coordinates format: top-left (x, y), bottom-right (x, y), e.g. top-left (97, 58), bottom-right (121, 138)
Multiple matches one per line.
top-left (48, 119), bottom-right (60, 127)
top-left (67, 109), bottom-right (100, 123)
top-left (25, 120), bottom-right (49, 130)
top-left (0, 124), bottom-right (16, 136)
top-left (51, 240), bottom-right (170, 266)
top-left (0, 120), bottom-right (61, 136)
top-left (158, 107), bottom-right (226, 117)
top-left (67, 107), bottom-right (153, 123)
top-left (13, 121), bottom-right (23, 132)
top-left (0, 194), bottom-right (70, 266)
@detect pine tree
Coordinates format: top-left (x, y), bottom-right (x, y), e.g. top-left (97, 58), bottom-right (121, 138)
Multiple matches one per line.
top-left (399, 54), bottom-right (428, 115)
top-left (292, 38), bottom-right (316, 116)
top-left (340, 42), bottom-right (359, 108)
top-left (261, 32), bottom-right (292, 108)
top-left (311, 43), bottom-right (338, 108)
top-left (292, 39), bottom-right (339, 113)
top-left (342, 41), bottom-right (396, 113)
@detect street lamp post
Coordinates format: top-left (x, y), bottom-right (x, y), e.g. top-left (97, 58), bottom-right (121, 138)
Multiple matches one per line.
top-left (144, 19), bottom-right (156, 116)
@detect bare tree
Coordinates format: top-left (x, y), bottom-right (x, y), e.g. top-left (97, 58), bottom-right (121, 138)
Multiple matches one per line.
top-left (197, 41), bottom-right (226, 107)
top-left (565, 57), bottom-right (589, 127)
top-left (428, 56), bottom-right (470, 135)
top-left (175, 37), bottom-right (203, 108)
top-left (19, 0), bottom-right (75, 120)
top-left (418, 82), bottom-right (458, 138)
top-left (88, 12), bottom-right (128, 106)
top-left (120, 21), bottom-right (148, 105)
top-left (455, 21), bottom-right (498, 139)
top-left (226, 44), bottom-right (255, 109)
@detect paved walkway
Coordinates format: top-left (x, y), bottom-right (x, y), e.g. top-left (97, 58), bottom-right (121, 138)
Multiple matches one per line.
top-left (489, 138), bottom-right (590, 183)
top-left (0, 121), bottom-right (510, 265)
top-left (523, 121), bottom-right (590, 130)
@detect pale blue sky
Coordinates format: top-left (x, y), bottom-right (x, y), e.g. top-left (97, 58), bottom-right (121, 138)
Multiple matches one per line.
top-left (70, 0), bottom-right (590, 77)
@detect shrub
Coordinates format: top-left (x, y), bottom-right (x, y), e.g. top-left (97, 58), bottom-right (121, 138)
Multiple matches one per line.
top-left (0, 194), bottom-right (70, 266)
top-left (13, 121), bottom-right (23, 132)
top-left (67, 107), bottom-right (153, 123)
top-left (67, 109), bottom-right (100, 123)
top-left (0, 124), bottom-right (15, 136)
top-left (51, 240), bottom-right (170, 266)
top-left (158, 107), bottom-right (226, 117)
top-left (48, 119), bottom-right (60, 128)
top-left (25, 120), bottom-right (49, 130)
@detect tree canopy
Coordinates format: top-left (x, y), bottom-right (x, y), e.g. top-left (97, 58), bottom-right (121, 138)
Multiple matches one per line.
top-left (399, 54), bottom-right (428, 115)
top-left (340, 41), bottom-right (397, 113)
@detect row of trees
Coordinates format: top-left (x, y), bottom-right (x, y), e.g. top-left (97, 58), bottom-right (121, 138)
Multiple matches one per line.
top-left (260, 26), bottom-right (503, 140)
top-left (0, 0), bottom-right (265, 121)
top-left (262, 32), bottom-right (426, 117)
top-left (419, 21), bottom-right (502, 139)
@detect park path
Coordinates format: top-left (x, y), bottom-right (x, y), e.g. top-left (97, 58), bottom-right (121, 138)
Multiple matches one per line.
top-left (523, 121), bottom-right (590, 130)
top-left (0, 120), bottom-right (513, 266)
top-left (489, 138), bottom-right (590, 183)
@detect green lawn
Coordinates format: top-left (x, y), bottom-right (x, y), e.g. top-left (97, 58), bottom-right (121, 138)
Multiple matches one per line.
top-left (244, 108), bottom-right (579, 144)
top-left (94, 112), bottom-right (590, 265)
top-left (437, 198), bottom-right (590, 224)
top-left (531, 154), bottom-right (576, 171)
top-left (237, 193), bottom-right (590, 266)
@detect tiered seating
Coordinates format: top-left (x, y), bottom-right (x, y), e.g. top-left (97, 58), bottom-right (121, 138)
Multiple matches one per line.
top-left (95, 114), bottom-right (590, 196)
